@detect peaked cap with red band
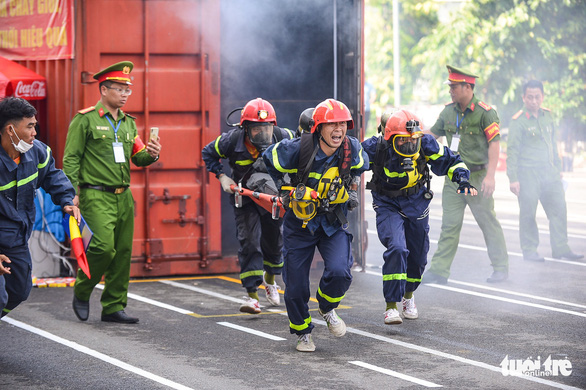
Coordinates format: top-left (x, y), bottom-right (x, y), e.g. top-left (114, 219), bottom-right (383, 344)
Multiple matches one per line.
top-left (444, 65), bottom-right (479, 85)
top-left (93, 61), bottom-right (134, 85)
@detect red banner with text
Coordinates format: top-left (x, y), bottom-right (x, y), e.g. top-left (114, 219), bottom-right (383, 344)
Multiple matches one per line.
top-left (0, 0), bottom-right (74, 60)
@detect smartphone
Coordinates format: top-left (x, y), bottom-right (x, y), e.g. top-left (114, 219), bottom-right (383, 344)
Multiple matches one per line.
top-left (150, 127), bottom-right (159, 141)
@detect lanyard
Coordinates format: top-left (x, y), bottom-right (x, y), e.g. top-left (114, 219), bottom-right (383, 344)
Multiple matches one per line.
top-left (455, 111), bottom-right (466, 131)
top-left (106, 116), bottom-right (121, 142)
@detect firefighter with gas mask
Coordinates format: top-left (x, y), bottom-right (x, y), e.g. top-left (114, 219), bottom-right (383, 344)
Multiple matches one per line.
top-left (263, 98), bottom-right (369, 352)
top-left (362, 109), bottom-right (476, 325)
top-left (202, 98), bottom-right (294, 314)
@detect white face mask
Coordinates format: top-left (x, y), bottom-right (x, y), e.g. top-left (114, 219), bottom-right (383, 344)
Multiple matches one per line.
top-left (9, 126), bottom-right (34, 154)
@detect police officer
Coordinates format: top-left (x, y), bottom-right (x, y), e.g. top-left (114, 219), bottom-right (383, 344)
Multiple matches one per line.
top-left (422, 65), bottom-right (509, 284)
top-left (63, 61), bottom-right (161, 323)
top-left (202, 98), bottom-right (293, 314)
top-left (0, 97), bottom-right (79, 317)
top-left (263, 98), bottom-right (369, 352)
top-left (363, 109), bottom-right (476, 324)
top-left (507, 80), bottom-right (583, 262)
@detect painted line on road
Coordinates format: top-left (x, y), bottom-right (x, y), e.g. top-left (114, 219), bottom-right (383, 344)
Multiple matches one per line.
top-left (362, 270), bottom-right (586, 317)
top-left (95, 284), bottom-right (195, 315)
top-left (366, 229), bottom-right (586, 267)
top-left (349, 361), bottom-right (441, 387)
top-left (1, 317), bottom-right (194, 390)
top-left (217, 322), bottom-right (286, 341)
top-left (159, 280), bottom-right (254, 305)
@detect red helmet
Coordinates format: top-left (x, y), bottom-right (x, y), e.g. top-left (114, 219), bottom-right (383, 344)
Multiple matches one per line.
top-left (310, 98), bottom-right (354, 133)
top-left (384, 109), bottom-right (424, 157)
top-left (383, 109), bottom-right (423, 141)
top-left (240, 98), bottom-right (277, 126)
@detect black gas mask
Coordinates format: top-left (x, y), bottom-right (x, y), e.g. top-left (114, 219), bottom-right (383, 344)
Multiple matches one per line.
top-left (246, 123), bottom-right (274, 152)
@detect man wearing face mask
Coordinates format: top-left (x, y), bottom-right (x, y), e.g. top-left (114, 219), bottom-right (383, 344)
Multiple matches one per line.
top-left (0, 97), bottom-right (80, 317)
top-left (202, 98), bottom-right (294, 314)
top-left (263, 98), bottom-right (369, 352)
top-left (362, 109), bottom-right (475, 325)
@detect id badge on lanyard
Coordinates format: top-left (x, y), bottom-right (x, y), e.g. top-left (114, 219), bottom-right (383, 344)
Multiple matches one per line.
top-left (107, 116), bottom-right (126, 163)
top-left (451, 112), bottom-right (465, 152)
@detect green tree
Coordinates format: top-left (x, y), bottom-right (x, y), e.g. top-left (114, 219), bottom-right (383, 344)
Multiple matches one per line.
top-left (412, 0), bottom-right (586, 136)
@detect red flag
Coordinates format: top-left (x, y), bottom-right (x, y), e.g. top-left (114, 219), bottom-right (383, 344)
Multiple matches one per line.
top-left (63, 215), bottom-right (91, 279)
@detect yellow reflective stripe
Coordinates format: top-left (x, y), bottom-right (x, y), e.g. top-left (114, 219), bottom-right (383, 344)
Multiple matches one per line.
top-left (263, 260), bottom-right (283, 268)
top-left (317, 287), bottom-right (345, 303)
top-left (289, 317), bottom-right (312, 331)
top-left (235, 159), bottom-right (254, 166)
top-left (271, 143), bottom-right (297, 173)
top-left (17, 172), bottom-right (38, 187)
top-left (308, 172), bottom-right (322, 180)
top-left (0, 180), bottom-right (17, 191)
top-left (406, 277), bottom-right (421, 283)
top-left (351, 145), bottom-right (365, 169)
top-left (214, 135), bottom-right (226, 158)
top-left (384, 167), bottom-right (406, 178)
top-left (284, 128), bottom-right (294, 139)
top-left (240, 270), bottom-right (263, 280)
top-left (427, 144), bottom-right (444, 161)
top-left (448, 162), bottom-right (467, 181)
top-left (37, 145), bottom-right (51, 169)
top-left (382, 273), bottom-right (407, 281)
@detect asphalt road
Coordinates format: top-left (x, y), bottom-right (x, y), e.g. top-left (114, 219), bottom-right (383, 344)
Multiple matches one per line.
top-left (2, 169), bottom-right (585, 390)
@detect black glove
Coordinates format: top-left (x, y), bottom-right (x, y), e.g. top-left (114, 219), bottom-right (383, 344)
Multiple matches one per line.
top-left (347, 190), bottom-right (359, 211)
top-left (280, 189), bottom-right (291, 210)
top-left (457, 180), bottom-right (476, 194)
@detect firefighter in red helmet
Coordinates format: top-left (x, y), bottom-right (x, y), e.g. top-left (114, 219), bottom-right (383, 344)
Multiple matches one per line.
top-left (264, 98), bottom-right (369, 352)
top-left (362, 109), bottom-right (476, 325)
top-left (202, 98), bottom-right (294, 314)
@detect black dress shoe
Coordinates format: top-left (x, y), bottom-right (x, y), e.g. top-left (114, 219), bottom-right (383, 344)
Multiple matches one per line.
top-left (523, 253), bottom-right (545, 262)
top-left (486, 270), bottom-right (508, 283)
top-left (421, 272), bottom-right (448, 285)
top-left (101, 310), bottom-right (139, 324)
top-left (553, 252), bottom-right (584, 261)
top-left (72, 296), bottom-right (89, 321)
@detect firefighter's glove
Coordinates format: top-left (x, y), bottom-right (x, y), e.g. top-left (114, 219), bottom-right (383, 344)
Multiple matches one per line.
top-left (280, 189), bottom-right (291, 210)
top-left (347, 190), bottom-right (359, 211)
top-left (218, 174), bottom-right (236, 194)
top-left (457, 180), bottom-right (475, 195)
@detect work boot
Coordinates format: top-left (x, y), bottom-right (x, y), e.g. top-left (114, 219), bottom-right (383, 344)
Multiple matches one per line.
top-left (101, 310), bottom-right (139, 324)
top-left (296, 333), bottom-right (316, 352)
top-left (72, 296), bottom-right (89, 321)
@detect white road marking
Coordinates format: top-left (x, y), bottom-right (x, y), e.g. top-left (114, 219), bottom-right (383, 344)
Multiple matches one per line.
top-left (362, 269), bottom-right (586, 317)
top-left (349, 361), bottom-right (442, 387)
top-left (217, 322), bottom-right (286, 340)
top-left (158, 280), bottom-right (261, 305)
top-left (95, 283), bottom-right (194, 314)
top-left (1, 317), bottom-right (194, 390)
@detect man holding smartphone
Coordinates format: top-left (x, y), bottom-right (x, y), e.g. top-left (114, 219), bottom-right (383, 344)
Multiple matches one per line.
top-left (63, 61), bottom-right (161, 324)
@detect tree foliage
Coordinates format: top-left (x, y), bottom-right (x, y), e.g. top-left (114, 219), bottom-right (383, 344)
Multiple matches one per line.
top-left (411, 0), bottom-right (586, 133)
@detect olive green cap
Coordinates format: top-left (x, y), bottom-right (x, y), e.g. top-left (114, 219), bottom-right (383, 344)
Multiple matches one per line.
top-left (93, 61), bottom-right (134, 85)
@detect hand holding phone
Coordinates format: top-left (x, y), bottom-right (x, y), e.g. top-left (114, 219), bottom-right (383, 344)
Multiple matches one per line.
top-left (150, 127), bottom-right (159, 142)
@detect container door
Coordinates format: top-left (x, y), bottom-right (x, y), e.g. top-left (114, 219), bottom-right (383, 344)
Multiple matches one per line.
top-left (79, 0), bottom-right (233, 276)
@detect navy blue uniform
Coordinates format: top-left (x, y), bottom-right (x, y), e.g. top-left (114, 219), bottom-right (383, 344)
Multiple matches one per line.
top-left (263, 136), bottom-right (368, 335)
top-left (202, 126), bottom-right (293, 293)
top-left (0, 141), bottom-right (75, 316)
top-left (362, 134), bottom-right (468, 302)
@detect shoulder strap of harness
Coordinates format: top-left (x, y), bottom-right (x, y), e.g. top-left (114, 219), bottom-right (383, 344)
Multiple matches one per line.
top-left (295, 133), bottom-right (352, 186)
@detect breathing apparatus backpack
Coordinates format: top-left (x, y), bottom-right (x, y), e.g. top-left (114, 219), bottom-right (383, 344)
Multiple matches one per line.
top-left (283, 132), bottom-right (352, 228)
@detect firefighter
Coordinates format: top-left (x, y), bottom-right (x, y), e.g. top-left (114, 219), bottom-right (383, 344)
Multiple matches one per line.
top-left (202, 98), bottom-right (294, 314)
top-left (363, 109), bottom-right (476, 325)
top-left (263, 98), bottom-right (369, 352)
top-left (1, 97), bottom-right (80, 317)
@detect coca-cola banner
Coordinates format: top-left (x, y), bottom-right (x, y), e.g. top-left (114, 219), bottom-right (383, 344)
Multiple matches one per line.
top-left (0, 0), bottom-right (74, 60)
top-left (0, 55), bottom-right (47, 100)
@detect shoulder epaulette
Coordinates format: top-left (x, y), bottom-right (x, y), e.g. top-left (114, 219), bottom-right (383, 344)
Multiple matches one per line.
top-left (125, 113), bottom-right (137, 119)
top-left (511, 110), bottom-right (523, 120)
top-left (541, 107), bottom-right (551, 112)
top-left (78, 106), bottom-right (95, 114)
top-left (478, 101), bottom-right (492, 111)
top-left (444, 101), bottom-right (455, 106)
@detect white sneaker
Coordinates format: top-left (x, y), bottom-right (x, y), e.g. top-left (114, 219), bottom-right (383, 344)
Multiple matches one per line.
top-left (296, 333), bottom-right (316, 352)
top-left (384, 308), bottom-right (403, 325)
top-left (239, 297), bottom-right (261, 314)
top-left (402, 296), bottom-right (418, 319)
top-left (319, 308), bottom-right (346, 337)
top-left (263, 272), bottom-right (281, 306)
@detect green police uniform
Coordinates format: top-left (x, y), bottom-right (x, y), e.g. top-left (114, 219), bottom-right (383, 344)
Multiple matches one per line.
top-left (63, 62), bottom-right (157, 316)
top-left (427, 67), bottom-right (508, 279)
top-left (506, 107), bottom-right (571, 258)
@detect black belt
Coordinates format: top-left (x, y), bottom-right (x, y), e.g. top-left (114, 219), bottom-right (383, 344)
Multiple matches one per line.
top-left (80, 184), bottom-right (128, 194)
top-left (370, 181), bottom-right (424, 198)
top-left (468, 164), bottom-right (487, 173)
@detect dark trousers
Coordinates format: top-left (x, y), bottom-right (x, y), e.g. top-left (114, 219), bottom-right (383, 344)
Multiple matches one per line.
top-left (0, 244), bottom-right (33, 317)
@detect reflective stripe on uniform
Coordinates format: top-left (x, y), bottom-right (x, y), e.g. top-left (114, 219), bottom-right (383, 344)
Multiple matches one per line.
top-left (240, 269), bottom-right (263, 280)
top-left (38, 146), bottom-right (51, 168)
top-left (447, 162), bottom-right (467, 181)
top-left (351, 145), bottom-right (365, 169)
top-left (383, 273), bottom-right (407, 281)
top-left (235, 159), bottom-right (254, 166)
top-left (317, 286), bottom-right (345, 303)
top-left (290, 317), bottom-right (312, 331)
top-left (271, 143), bottom-right (297, 173)
top-left (214, 135), bottom-right (226, 158)
top-left (263, 260), bottom-right (283, 268)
